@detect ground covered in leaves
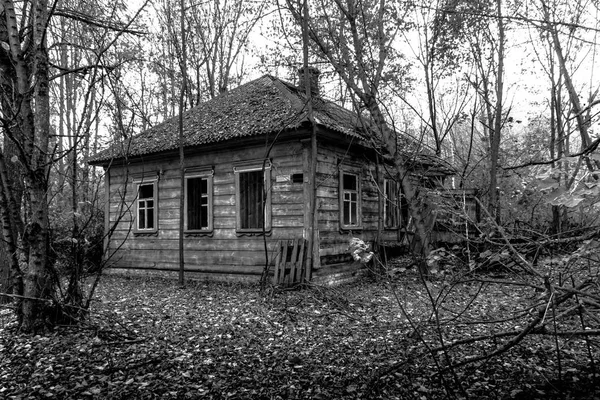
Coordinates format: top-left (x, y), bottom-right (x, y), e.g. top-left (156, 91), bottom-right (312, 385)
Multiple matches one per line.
top-left (1, 270), bottom-right (598, 399)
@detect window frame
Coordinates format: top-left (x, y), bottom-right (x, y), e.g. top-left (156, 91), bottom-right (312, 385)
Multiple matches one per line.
top-left (133, 177), bottom-right (158, 234)
top-left (339, 170), bottom-right (362, 230)
top-left (184, 168), bottom-right (214, 234)
top-left (383, 178), bottom-right (400, 229)
top-left (234, 161), bottom-right (272, 234)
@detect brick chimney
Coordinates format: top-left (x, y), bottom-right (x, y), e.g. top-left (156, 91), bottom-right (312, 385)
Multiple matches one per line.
top-left (298, 66), bottom-right (320, 97)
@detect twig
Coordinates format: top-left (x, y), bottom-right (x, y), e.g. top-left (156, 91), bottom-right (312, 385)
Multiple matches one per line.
top-left (583, 307), bottom-right (600, 325)
top-left (0, 292), bottom-right (53, 302)
top-left (439, 290), bottom-right (577, 371)
top-left (539, 304), bottom-right (581, 328)
top-left (469, 277), bottom-right (546, 292)
top-left (474, 197), bottom-right (543, 279)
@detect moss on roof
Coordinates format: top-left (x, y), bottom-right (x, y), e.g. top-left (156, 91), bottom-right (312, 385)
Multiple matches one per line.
top-left (88, 75), bottom-right (370, 164)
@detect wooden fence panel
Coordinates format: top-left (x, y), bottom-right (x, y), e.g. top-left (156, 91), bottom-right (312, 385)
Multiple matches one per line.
top-left (274, 239), bottom-right (307, 286)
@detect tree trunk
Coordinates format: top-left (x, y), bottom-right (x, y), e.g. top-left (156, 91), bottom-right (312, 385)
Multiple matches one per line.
top-left (489, 0), bottom-right (505, 223)
top-left (21, 178), bottom-right (52, 332)
top-left (364, 100), bottom-right (432, 257)
top-left (540, 0), bottom-right (598, 172)
top-left (20, 0), bottom-right (52, 333)
top-left (1, 0), bottom-right (53, 332)
top-left (0, 154), bottom-right (23, 313)
top-left (284, 0), bottom-right (433, 258)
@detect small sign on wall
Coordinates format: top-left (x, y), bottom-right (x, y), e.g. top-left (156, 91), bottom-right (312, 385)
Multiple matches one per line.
top-left (276, 175), bottom-right (291, 183)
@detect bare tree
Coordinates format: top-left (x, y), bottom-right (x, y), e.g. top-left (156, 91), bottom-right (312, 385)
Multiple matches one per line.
top-left (405, 0), bottom-right (473, 158)
top-left (0, 0), bottom-right (146, 332)
top-left (284, 0), bottom-right (437, 258)
top-left (151, 0), bottom-right (266, 110)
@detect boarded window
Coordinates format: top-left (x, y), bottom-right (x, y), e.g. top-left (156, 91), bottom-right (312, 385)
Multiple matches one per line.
top-left (186, 175), bottom-right (212, 231)
top-left (235, 162), bottom-right (271, 233)
top-left (340, 172), bottom-right (360, 228)
top-left (137, 182), bottom-right (156, 231)
top-left (239, 170), bottom-right (264, 229)
top-left (384, 178), bottom-right (399, 229)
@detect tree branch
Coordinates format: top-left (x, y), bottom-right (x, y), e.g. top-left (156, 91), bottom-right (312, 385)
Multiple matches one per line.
top-left (52, 8), bottom-right (146, 35)
top-left (502, 137), bottom-right (600, 171)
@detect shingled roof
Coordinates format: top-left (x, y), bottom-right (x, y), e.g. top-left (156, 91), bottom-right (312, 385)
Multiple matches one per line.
top-left (88, 74), bottom-right (371, 165)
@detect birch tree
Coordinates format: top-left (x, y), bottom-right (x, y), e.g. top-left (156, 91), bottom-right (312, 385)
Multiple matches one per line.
top-left (0, 0), bottom-right (145, 332)
top-left (0, 0), bottom-right (53, 332)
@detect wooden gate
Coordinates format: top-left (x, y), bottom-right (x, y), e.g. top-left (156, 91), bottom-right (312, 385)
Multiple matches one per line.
top-left (274, 238), bottom-right (307, 286)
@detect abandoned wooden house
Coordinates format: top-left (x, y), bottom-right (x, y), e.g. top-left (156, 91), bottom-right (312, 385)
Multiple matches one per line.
top-left (88, 68), bottom-right (456, 285)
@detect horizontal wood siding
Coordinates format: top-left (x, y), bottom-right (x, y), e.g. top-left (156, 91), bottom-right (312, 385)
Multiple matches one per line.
top-left (105, 140), bottom-right (306, 279)
top-left (314, 142), bottom-right (402, 276)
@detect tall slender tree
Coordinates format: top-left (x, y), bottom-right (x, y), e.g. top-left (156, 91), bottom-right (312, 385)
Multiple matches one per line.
top-left (0, 0), bottom-right (147, 332)
top-left (284, 0), bottom-right (436, 257)
top-left (152, 0), bottom-right (266, 111)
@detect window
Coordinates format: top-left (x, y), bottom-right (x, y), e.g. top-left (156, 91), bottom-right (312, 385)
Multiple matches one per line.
top-left (340, 171), bottom-right (361, 229)
top-left (185, 171), bottom-right (213, 232)
top-left (384, 178), bottom-right (399, 229)
top-left (135, 179), bottom-right (158, 232)
top-left (235, 162), bottom-right (271, 233)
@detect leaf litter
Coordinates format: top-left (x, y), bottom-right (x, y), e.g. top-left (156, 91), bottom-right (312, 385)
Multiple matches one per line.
top-left (0, 271), bottom-right (598, 399)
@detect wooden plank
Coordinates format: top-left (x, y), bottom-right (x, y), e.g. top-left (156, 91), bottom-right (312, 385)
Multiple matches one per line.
top-left (213, 195), bottom-right (235, 206)
top-left (272, 191), bottom-right (305, 203)
top-left (213, 206), bottom-right (236, 217)
top-left (272, 238), bottom-right (308, 286)
top-left (114, 235), bottom-right (278, 250)
top-left (280, 240), bottom-right (290, 285)
top-left (272, 203), bottom-right (304, 213)
top-left (272, 190), bottom-right (304, 202)
top-left (273, 218), bottom-right (305, 228)
top-left (288, 239), bottom-right (299, 285)
top-left (110, 234), bottom-right (277, 248)
top-left (316, 186), bottom-right (338, 199)
top-left (109, 248), bottom-right (271, 267)
top-left (297, 238), bottom-right (306, 282)
top-left (273, 241), bottom-right (282, 284)
top-left (214, 184), bottom-right (235, 196)
top-left (108, 226), bottom-right (305, 241)
top-left (106, 261), bottom-right (265, 276)
top-left (272, 181), bottom-right (304, 192)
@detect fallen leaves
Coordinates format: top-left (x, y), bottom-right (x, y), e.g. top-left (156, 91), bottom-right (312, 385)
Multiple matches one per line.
top-left (0, 273), bottom-right (598, 399)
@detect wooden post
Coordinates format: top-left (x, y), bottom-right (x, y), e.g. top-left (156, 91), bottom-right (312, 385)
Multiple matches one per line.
top-left (301, 0), bottom-right (319, 282)
top-left (103, 167), bottom-right (110, 257)
top-left (178, 0), bottom-right (188, 286)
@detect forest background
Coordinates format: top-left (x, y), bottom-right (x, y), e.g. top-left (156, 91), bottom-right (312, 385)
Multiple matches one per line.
top-left (1, 0), bottom-right (600, 398)
top-left (0, 0), bottom-right (599, 389)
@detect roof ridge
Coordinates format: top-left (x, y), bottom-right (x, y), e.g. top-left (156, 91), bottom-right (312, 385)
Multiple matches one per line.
top-left (88, 73), bottom-right (378, 164)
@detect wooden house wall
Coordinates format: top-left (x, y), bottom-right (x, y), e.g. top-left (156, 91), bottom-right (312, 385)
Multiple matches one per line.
top-left (312, 142), bottom-right (401, 280)
top-left (105, 140), bottom-right (307, 280)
